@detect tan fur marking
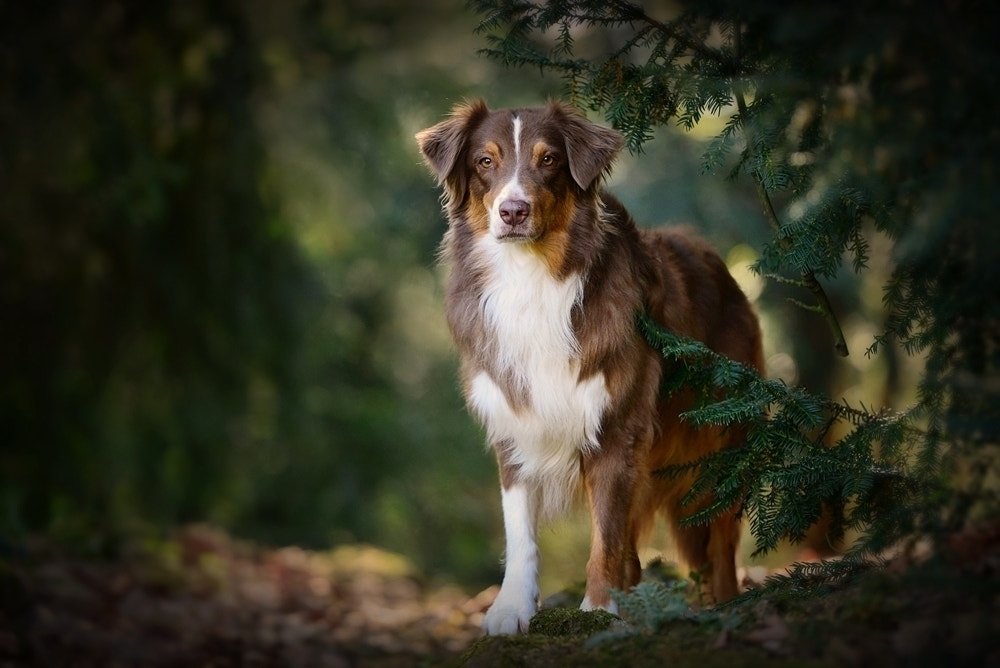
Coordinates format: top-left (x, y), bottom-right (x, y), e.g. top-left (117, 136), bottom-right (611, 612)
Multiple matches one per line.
top-left (483, 141), bottom-right (502, 161)
top-left (467, 199), bottom-right (492, 235)
top-left (530, 187), bottom-right (577, 274)
top-left (531, 142), bottom-right (555, 163)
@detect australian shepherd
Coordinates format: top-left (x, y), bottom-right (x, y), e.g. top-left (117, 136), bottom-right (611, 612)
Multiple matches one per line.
top-left (416, 100), bottom-right (764, 635)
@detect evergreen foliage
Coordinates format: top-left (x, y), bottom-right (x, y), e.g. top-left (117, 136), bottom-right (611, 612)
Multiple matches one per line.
top-left (585, 580), bottom-right (738, 648)
top-left (639, 314), bottom-right (923, 563)
top-left (613, 580), bottom-right (736, 632)
top-left (473, 0), bottom-right (1000, 587)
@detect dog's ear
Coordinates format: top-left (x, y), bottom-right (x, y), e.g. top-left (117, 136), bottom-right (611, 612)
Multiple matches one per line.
top-left (416, 100), bottom-right (489, 202)
top-left (553, 102), bottom-right (625, 191)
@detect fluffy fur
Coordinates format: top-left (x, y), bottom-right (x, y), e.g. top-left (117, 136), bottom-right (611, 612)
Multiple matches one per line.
top-left (416, 100), bottom-right (764, 635)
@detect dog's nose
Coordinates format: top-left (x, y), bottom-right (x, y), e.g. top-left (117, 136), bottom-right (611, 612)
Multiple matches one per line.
top-left (499, 199), bottom-right (530, 227)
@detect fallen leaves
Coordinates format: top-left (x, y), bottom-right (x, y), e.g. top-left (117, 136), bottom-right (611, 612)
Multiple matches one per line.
top-left (0, 525), bottom-right (488, 666)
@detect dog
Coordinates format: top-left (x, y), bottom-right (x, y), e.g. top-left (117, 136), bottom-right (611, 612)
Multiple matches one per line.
top-left (416, 100), bottom-right (764, 635)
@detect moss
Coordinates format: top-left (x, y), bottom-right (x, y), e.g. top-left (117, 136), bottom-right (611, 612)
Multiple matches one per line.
top-left (528, 606), bottom-right (619, 637)
top-left (456, 608), bottom-right (617, 666)
top-left (458, 634), bottom-right (583, 668)
top-left (456, 605), bottom-right (809, 668)
top-left (458, 630), bottom-right (823, 668)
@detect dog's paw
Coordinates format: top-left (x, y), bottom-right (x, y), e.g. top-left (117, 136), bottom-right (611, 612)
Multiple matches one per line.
top-left (482, 593), bottom-right (537, 635)
top-left (580, 594), bottom-right (619, 615)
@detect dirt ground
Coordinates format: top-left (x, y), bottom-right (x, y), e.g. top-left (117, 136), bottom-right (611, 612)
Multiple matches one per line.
top-left (2, 522), bottom-right (999, 667)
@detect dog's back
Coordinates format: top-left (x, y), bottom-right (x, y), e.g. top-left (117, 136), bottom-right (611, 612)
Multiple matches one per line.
top-left (417, 100), bottom-right (763, 634)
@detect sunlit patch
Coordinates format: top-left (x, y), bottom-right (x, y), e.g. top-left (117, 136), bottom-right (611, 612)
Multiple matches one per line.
top-left (766, 352), bottom-right (798, 386)
top-left (726, 244), bottom-right (764, 303)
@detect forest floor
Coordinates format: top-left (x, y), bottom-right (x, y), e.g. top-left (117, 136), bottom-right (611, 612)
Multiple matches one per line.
top-left (2, 522), bottom-right (1000, 667)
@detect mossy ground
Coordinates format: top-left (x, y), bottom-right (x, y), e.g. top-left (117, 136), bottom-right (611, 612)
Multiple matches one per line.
top-left (456, 535), bottom-right (1000, 667)
top-left (459, 606), bottom-right (816, 668)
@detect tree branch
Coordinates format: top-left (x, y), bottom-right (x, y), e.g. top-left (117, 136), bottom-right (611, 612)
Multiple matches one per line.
top-left (732, 25), bottom-right (849, 357)
top-left (611, 0), bottom-right (728, 65)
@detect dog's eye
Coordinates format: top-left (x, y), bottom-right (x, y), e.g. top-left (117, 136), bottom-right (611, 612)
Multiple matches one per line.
top-left (478, 156), bottom-right (493, 168)
top-left (540, 154), bottom-right (557, 167)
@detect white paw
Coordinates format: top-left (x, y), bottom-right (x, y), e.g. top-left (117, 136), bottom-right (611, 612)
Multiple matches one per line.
top-left (580, 594), bottom-right (619, 615)
top-left (483, 591), bottom-right (537, 635)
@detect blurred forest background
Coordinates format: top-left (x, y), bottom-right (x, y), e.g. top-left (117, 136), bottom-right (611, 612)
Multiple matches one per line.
top-left (1, 0), bottom-right (923, 593)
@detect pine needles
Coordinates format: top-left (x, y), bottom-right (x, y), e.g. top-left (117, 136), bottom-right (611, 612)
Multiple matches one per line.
top-left (473, 0), bottom-right (1000, 598)
top-left (638, 313), bottom-right (924, 560)
top-left (584, 580), bottom-right (739, 648)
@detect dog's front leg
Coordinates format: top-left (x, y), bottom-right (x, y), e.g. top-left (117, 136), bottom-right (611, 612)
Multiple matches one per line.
top-left (483, 481), bottom-right (539, 634)
top-left (581, 451), bottom-right (641, 614)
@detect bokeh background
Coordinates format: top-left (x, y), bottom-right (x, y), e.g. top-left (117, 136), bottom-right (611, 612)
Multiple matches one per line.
top-left (0, 0), bottom-right (917, 596)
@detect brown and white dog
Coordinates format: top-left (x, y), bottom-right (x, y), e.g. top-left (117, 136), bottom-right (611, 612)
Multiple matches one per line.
top-left (416, 100), bottom-right (764, 635)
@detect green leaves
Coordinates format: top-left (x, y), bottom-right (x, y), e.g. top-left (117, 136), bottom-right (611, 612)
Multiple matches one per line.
top-left (639, 313), bottom-right (919, 560)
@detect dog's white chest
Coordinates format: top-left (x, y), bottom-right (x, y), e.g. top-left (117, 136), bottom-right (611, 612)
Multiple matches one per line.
top-left (467, 242), bottom-right (610, 497)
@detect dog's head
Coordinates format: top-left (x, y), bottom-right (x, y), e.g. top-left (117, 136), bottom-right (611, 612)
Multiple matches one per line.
top-left (416, 100), bottom-right (623, 243)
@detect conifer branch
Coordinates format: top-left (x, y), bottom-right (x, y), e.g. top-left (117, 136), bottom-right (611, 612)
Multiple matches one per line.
top-left (611, 0), bottom-right (727, 65)
top-left (760, 273), bottom-right (808, 289)
top-left (786, 298), bottom-right (825, 315)
top-left (637, 311), bottom-right (922, 557)
top-left (801, 271), bottom-right (850, 356)
top-left (731, 25), bottom-right (849, 357)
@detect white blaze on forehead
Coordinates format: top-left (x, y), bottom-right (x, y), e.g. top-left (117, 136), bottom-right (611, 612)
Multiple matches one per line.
top-left (503, 115), bottom-right (524, 194)
top-left (490, 114), bottom-right (527, 235)
top-left (512, 115), bottom-right (522, 164)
